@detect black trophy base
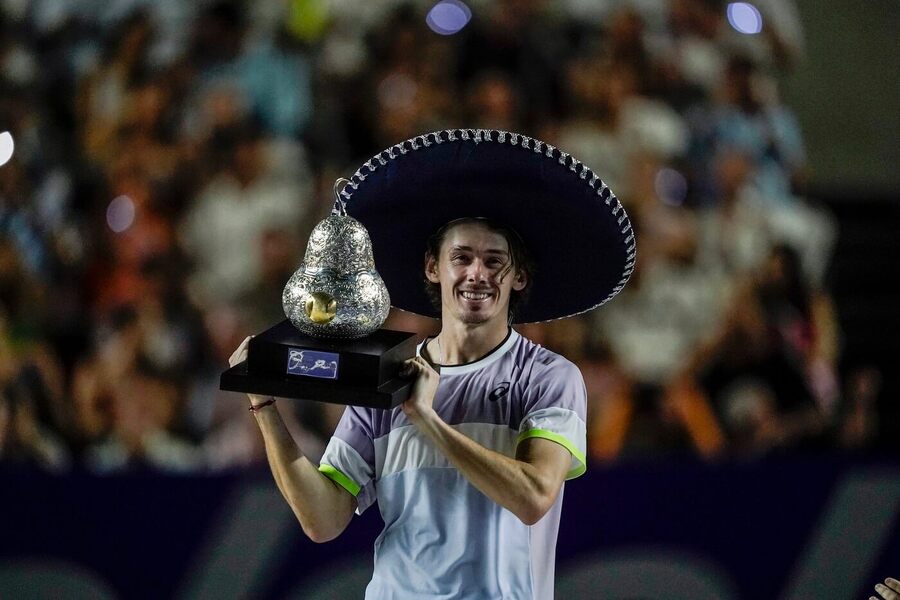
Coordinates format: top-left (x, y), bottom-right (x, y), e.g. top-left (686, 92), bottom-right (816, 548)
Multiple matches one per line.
top-left (221, 360), bottom-right (415, 409)
top-left (219, 320), bottom-right (418, 410)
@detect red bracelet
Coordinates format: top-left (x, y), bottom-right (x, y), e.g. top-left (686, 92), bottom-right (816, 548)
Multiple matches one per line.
top-left (249, 398), bottom-right (277, 413)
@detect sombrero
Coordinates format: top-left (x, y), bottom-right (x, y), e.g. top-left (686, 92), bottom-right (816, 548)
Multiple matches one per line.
top-left (338, 129), bottom-right (636, 324)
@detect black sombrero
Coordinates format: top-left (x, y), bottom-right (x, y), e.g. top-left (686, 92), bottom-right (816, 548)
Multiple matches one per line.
top-left (338, 129), bottom-right (636, 324)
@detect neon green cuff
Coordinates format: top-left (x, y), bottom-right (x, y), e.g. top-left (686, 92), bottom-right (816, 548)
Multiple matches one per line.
top-left (318, 464), bottom-right (361, 497)
top-left (516, 429), bottom-right (587, 480)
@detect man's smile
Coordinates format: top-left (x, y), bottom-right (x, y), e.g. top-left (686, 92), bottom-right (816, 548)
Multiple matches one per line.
top-left (460, 290), bottom-right (493, 301)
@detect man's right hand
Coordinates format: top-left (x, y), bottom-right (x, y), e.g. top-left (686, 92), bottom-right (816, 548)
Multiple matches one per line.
top-left (229, 336), bottom-right (271, 408)
top-left (229, 336), bottom-right (251, 368)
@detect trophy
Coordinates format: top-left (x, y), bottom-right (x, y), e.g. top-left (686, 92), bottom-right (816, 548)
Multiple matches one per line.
top-left (220, 180), bottom-right (417, 409)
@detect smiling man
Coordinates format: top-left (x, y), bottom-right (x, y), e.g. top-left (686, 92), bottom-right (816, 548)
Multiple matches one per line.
top-left (230, 129), bottom-right (636, 599)
top-left (366, 216), bottom-right (583, 597)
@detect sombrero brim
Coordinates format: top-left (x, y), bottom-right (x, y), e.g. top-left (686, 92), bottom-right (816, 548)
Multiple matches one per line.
top-left (340, 129), bottom-right (636, 324)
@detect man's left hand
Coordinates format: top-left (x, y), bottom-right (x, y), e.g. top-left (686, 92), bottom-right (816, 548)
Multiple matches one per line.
top-left (400, 356), bottom-right (440, 422)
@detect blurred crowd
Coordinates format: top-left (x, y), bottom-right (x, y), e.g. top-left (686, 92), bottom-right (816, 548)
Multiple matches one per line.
top-left (0, 0), bottom-right (885, 473)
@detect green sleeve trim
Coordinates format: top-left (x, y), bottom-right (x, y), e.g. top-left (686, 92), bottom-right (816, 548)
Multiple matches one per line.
top-left (318, 464), bottom-right (361, 497)
top-left (516, 429), bottom-right (587, 480)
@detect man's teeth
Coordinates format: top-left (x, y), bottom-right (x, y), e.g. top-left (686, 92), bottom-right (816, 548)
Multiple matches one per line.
top-left (461, 291), bottom-right (491, 300)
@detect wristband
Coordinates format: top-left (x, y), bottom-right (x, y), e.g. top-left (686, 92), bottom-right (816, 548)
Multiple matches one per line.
top-left (249, 398), bottom-right (276, 413)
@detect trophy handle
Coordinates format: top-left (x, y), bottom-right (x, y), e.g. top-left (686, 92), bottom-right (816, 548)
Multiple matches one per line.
top-left (332, 178), bottom-right (351, 216)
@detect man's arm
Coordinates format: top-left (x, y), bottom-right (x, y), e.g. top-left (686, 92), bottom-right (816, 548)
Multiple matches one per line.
top-left (400, 356), bottom-right (572, 525)
top-left (230, 337), bottom-right (356, 543)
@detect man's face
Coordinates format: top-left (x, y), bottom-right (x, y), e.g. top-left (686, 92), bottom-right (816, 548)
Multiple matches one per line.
top-left (425, 222), bottom-right (527, 326)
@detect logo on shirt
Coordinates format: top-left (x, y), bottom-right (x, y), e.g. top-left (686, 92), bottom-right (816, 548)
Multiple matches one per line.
top-left (488, 382), bottom-right (510, 402)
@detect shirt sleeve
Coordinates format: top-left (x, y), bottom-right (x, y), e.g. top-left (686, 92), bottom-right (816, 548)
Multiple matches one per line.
top-left (516, 357), bottom-right (588, 479)
top-left (318, 405), bottom-right (377, 515)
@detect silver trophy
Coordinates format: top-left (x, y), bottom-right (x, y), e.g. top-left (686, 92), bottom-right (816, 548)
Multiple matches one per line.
top-left (220, 179), bottom-right (416, 408)
top-left (282, 205), bottom-right (390, 338)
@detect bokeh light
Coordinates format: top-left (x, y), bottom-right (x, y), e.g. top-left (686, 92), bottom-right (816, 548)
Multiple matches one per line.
top-left (727, 2), bottom-right (763, 35)
top-left (426, 0), bottom-right (472, 36)
top-left (0, 132), bottom-right (14, 167)
top-left (106, 195), bottom-right (136, 233)
top-left (655, 168), bottom-right (689, 206)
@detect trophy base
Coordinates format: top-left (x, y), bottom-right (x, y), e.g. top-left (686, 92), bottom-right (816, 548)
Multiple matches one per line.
top-left (220, 360), bottom-right (414, 409)
top-left (219, 319), bottom-right (418, 409)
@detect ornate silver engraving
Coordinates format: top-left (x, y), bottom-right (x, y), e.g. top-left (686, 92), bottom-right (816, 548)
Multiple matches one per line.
top-left (283, 214), bottom-right (390, 339)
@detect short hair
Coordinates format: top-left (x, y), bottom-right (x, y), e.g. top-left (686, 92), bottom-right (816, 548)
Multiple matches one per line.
top-left (424, 218), bottom-right (535, 321)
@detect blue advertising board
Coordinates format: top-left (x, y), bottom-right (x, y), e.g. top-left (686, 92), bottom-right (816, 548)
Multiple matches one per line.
top-left (1, 456), bottom-right (898, 599)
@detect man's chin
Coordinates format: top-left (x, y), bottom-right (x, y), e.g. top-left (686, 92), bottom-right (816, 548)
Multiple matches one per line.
top-left (457, 309), bottom-right (496, 325)
top-left (460, 316), bottom-right (489, 325)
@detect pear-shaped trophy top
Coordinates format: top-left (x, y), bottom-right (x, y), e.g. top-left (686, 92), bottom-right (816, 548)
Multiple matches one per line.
top-left (282, 179), bottom-right (390, 339)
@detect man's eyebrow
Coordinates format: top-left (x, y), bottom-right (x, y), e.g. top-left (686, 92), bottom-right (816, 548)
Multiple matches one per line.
top-left (448, 245), bottom-right (509, 255)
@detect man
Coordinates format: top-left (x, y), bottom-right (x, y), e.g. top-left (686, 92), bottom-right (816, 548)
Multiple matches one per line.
top-left (230, 129), bottom-right (636, 598)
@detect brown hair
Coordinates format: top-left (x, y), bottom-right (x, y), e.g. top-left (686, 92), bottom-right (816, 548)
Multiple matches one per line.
top-left (424, 218), bottom-right (535, 321)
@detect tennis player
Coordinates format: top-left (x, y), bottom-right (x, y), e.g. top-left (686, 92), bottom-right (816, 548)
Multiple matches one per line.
top-left (230, 129), bottom-right (635, 599)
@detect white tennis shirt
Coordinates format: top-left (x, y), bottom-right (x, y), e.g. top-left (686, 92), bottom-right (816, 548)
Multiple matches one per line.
top-left (319, 328), bottom-right (587, 599)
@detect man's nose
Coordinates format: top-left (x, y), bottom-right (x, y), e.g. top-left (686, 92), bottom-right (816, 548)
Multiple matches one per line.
top-left (467, 260), bottom-right (488, 282)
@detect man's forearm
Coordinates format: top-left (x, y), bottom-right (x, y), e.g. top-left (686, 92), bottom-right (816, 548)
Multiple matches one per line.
top-left (252, 403), bottom-right (355, 542)
top-left (410, 410), bottom-right (565, 525)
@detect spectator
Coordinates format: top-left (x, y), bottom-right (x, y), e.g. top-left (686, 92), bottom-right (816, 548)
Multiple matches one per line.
top-left (84, 358), bottom-right (203, 473)
top-left (179, 120), bottom-right (312, 306)
top-left (689, 54), bottom-right (806, 205)
top-left (0, 0), bottom-right (883, 472)
top-left (465, 70), bottom-right (521, 131)
top-left (587, 195), bottom-right (728, 460)
top-left (0, 314), bottom-right (70, 471)
top-left (666, 244), bottom-right (836, 458)
top-left (836, 366), bottom-right (881, 452)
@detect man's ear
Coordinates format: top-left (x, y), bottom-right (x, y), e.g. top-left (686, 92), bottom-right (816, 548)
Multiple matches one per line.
top-left (425, 254), bottom-right (440, 283)
top-left (512, 269), bottom-right (527, 291)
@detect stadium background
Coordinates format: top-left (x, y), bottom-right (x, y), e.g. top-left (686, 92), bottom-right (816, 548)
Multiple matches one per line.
top-left (0, 0), bottom-right (897, 598)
